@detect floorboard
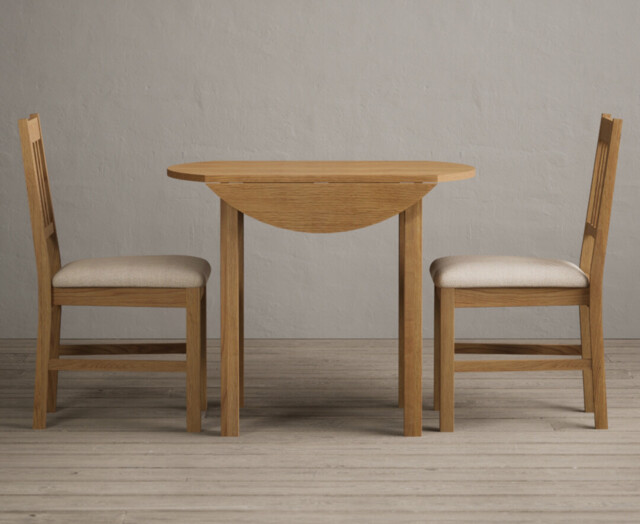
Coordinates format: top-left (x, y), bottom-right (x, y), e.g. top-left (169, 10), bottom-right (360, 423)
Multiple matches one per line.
top-left (0, 338), bottom-right (639, 523)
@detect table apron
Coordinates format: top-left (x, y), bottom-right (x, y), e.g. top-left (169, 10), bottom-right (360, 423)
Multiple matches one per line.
top-left (208, 182), bottom-right (434, 233)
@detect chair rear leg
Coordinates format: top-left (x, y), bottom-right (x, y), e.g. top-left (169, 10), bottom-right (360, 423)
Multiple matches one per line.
top-left (433, 288), bottom-right (441, 411)
top-left (33, 301), bottom-right (56, 429)
top-left (439, 288), bottom-right (455, 432)
top-left (589, 296), bottom-right (608, 429)
top-left (186, 288), bottom-right (203, 432)
top-left (579, 305), bottom-right (594, 413)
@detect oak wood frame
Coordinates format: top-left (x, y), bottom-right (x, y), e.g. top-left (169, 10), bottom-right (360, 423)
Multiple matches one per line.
top-left (218, 199), bottom-right (425, 437)
top-left (209, 182), bottom-right (434, 233)
top-left (19, 114), bottom-right (206, 433)
top-left (175, 158), bottom-right (474, 437)
top-left (434, 114), bottom-right (622, 432)
top-left (169, 160), bottom-right (475, 184)
top-left (220, 200), bottom-right (242, 436)
top-left (398, 201), bottom-right (423, 436)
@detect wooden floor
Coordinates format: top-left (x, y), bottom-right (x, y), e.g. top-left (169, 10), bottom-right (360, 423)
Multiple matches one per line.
top-left (1, 339), bottom-right (639, 523)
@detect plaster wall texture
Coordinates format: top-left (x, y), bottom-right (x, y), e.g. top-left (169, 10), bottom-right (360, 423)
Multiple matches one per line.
top-left (1, 0), bottom-right (639, 339)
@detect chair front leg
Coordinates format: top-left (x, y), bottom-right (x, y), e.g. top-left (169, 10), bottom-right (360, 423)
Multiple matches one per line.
top-left (200, 288), bottom-right (207, 412)
top-left (398, 211), bottom-right (405, 408)
top-left (238, 211), bottom-right (245, 408)
top-left (186, 288), bottom-right (203, 433)
top-left (439, 288), bottom-right (455, 432)
top-left (433, 288), bottom-right (441, 411)
top-left (46, 305), bottom-right (62, 413)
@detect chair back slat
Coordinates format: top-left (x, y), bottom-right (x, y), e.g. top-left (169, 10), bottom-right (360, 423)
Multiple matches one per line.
top-left (579, 114), bottom-right (622, 285)
top-left (32, 138), bottom-right (55, 229)
top-left (18, 114), bottom-right (61, 288)
top-left (586, 140), bottom-right (609, 227)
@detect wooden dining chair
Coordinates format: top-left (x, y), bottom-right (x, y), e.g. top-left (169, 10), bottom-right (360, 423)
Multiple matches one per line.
top-left (431, 114), bottom-right (622, 431)
top-left (19, 114), bottom-right (209, 432)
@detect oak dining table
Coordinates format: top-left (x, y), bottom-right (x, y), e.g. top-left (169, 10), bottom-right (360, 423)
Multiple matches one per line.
top-left (167, 161), bottom-right (475, 436)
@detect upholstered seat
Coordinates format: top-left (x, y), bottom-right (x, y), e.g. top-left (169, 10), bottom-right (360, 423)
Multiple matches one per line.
top-left (429, 255), bottom-right (589, 288)
top-left (52, 255), bottom-right (211, 288)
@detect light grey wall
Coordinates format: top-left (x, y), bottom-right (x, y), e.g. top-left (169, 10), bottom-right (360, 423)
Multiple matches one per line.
top-left (1, 0), bottom-right (638, 339)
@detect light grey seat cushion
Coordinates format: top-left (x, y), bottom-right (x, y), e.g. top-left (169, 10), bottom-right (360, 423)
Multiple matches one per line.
top-left (52, 255), bottom-right (211, 288)
top-left (429, 255), bottom-right (589, 288)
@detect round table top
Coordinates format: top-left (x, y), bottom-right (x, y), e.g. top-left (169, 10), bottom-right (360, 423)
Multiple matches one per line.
top-left (167, 161), bottom-right (475, 184)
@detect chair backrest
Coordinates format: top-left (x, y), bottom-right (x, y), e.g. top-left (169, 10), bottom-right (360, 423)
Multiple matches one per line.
top-left (18, 114), bottom-right (61, 291)
top-left (579, 114), bottom-right (623, 289)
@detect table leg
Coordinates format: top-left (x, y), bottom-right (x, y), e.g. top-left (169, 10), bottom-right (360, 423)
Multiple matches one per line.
top-left (220, 200), bottom-right (241, 436)
top-left (399, 201), bottom-right (423, 436)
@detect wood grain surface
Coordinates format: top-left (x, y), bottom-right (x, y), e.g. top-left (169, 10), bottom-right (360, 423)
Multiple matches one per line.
top-left (208, 182), bottom-right (434, 233)
top-left (168, 160), bottom-right (475, 184)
